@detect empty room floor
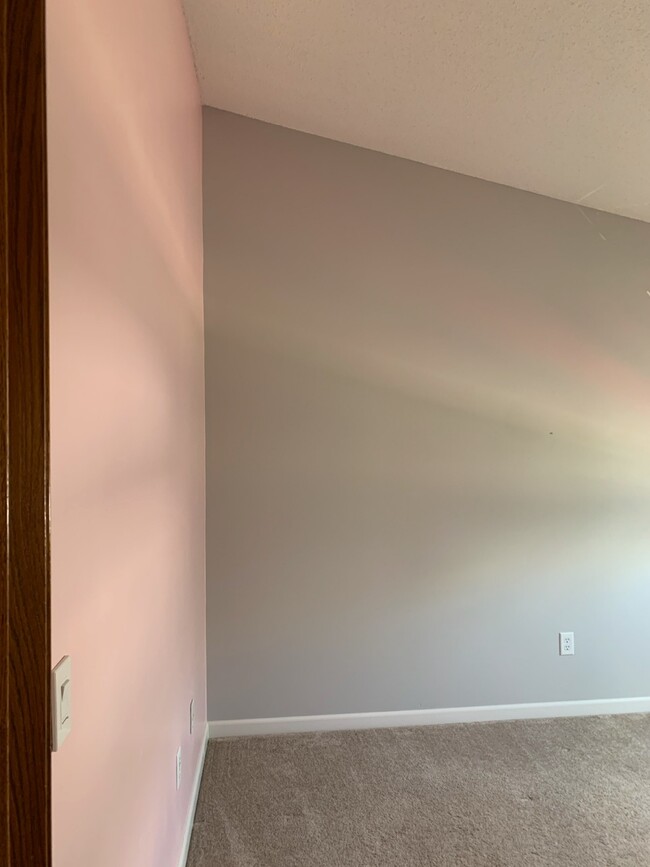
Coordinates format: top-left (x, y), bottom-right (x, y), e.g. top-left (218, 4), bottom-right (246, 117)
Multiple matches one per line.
top-left (187, 714), bottom-right (650, 866)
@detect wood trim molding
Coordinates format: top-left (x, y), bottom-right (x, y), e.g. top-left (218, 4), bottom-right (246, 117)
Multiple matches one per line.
top-left (208, 697), bottom-right (650, 739)
top-left (0, 0), bottom-right (52, 864)
top-left (177, 725), bottom-right (209, 867)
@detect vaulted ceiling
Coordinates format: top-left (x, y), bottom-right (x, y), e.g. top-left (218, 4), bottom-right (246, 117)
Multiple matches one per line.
top-left (183, 0), bottom-right (650, 222)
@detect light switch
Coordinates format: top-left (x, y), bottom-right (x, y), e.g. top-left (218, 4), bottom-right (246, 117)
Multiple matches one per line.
top-left (60, 678), bottom-right (71, 724)
top-left (51, 656), bottom-right (72, 751)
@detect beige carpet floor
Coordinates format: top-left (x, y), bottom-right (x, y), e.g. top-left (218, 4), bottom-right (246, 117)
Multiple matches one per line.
top-left (187, 714), bottom-right (650, 866)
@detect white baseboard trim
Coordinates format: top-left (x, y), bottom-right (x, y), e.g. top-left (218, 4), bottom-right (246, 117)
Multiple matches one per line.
top-left (209, 696), bottom-right (650, 739)
top-left (177, 722), bottom-right (209, 867)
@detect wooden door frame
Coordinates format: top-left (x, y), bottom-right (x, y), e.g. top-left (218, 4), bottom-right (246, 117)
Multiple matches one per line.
top-left (1, 0), bottom-right (52, 865)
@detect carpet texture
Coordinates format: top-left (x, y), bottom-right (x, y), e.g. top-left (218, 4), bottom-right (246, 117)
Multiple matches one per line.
top-left (187, 715), bottom-right (650, 866)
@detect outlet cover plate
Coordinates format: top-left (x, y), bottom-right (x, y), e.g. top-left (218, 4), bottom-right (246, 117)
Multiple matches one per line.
top-left (559, 632), bottom-right (575, 656)
top-left (176, 747), bottom-right (182, 790)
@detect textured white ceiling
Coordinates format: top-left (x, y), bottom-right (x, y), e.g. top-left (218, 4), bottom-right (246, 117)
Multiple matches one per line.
top-left (183, 0), bottom-right (650, 221)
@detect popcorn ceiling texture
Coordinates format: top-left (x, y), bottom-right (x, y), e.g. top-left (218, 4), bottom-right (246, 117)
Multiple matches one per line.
top-left (183, 0), bottom-right (650, 222)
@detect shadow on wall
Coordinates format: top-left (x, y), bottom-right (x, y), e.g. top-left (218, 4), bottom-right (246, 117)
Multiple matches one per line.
top-left (203, 108), bottom-right (650, 722)
top-left (48, 3), bottom-right (205, 867)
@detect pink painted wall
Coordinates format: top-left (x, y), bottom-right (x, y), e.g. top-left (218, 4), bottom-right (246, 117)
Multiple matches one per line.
top-left (47, 3), bottom-right (206, 866)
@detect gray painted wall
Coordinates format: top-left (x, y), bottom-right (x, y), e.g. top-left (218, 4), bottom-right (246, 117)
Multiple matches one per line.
top-left (203, 107), bottom-right (650, 722)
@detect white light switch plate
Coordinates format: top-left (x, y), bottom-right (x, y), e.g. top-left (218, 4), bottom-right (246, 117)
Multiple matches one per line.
top-left (51, 656), bottom-right (72, 751)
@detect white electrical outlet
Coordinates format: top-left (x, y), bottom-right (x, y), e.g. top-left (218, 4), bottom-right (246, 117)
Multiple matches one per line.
top-left (190, 699), bottom-right (195, 735)
top-left (559, 632), bottom-right (575, 656)
top-left (176, 747), bottom-right (182, 790)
